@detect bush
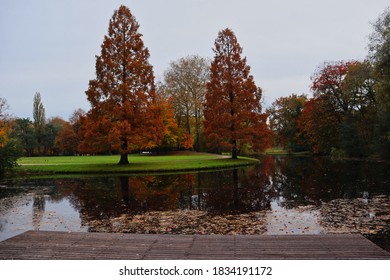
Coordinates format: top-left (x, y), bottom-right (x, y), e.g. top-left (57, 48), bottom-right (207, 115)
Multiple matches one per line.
top-left (0, 140), bottom-right (20, 174)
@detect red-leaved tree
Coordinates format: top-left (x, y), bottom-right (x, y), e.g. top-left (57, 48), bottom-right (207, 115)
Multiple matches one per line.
top-left (203, 28), bottom-right (271, 159)
top-left (83, 5), bottom-right (163, 164)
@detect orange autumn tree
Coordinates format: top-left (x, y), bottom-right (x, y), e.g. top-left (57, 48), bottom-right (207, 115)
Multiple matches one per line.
top-left (157, 94), bottom-right (180, 150)
top-left (204, 28), bottom-right (271, 159)
top-left (84, 5), bottom-right (163, 164)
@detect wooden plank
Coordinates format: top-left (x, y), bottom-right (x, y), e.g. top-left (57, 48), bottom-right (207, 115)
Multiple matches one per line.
top-left (0, 231), bottom-right (388, 260)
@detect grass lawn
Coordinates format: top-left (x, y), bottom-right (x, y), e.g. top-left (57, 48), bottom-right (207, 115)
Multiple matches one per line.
top-left (15, 152), bottom-right (259, 174)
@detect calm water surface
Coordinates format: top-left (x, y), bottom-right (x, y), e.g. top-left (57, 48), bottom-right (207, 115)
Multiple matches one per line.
top-left (1, 156), bottom-right (389, 247)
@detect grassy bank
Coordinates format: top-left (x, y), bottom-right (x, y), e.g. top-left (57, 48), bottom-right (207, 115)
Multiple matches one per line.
top-left (264, 148), bottom-right (311, 156)
top-left (15, 152), bottom-right (259, 174)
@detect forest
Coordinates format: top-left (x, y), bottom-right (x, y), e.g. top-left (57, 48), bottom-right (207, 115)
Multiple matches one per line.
top-left (1, 5), bottom-right (389, 171)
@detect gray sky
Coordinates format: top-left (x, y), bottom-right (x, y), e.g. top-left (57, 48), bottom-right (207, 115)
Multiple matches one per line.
top-left (1, 0), bottom-right (389, 120)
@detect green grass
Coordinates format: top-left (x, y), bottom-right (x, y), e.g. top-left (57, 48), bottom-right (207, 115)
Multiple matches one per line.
top-left (15, 153), bottom-right (259, 175)
top-left (264, 148), bottom-right (288, 155)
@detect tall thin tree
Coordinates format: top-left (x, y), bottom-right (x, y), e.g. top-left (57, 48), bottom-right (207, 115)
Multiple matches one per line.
top-left (33, 92), bottom-right (46, 155)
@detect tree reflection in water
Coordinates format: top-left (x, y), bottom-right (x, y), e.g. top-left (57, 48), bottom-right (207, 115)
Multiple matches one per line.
top-left (1, 156), bottom-right (388, 235)
top-left (48, 156), bottom-right (390, 225)
top-left (32, 194), bottom-right (45, 229)
top-left (53, 156), bottom-right (279, 223)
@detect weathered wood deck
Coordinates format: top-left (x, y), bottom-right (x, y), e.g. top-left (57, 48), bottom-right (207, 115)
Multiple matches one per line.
top-left (0, 231), bottom-right (389, 260)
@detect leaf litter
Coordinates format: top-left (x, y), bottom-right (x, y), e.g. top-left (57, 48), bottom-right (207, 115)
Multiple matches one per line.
top-left (87, 195), bottom-right (390, 237)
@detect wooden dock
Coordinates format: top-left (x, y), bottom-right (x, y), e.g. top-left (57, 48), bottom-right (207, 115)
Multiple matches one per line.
top-left (0, 231), bottom-right (389, 260)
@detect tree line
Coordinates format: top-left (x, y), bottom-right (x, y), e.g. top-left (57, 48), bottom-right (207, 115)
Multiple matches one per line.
top-left (268, 7), bottom-right (390, 158)
top-left (1, 93), bottom-right (82, 165)
top-left (1, 5), bottom-right (271, 167)
top-left (1, 5), bottom-right (389, 171)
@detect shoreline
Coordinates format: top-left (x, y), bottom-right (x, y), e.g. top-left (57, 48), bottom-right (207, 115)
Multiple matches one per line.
top-left (10, 153), bottom-right (259, 176)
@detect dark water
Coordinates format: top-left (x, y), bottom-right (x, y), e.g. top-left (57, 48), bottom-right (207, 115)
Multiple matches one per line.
top-left (1, 156), bottom-right (389, 249)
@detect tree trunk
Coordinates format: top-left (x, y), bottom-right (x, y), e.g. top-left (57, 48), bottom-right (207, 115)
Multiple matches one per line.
top-left (229, 88), bottom-right (237, 159)
top-left (231, 141), bottom-right (238, 159)
top-left (195, 108), bottom-right (201, 152)
top-left (186, 107), bottom-right (192, 149)
top-left (119, 152), bottom-right (129, 165)
top-left (118, 138), bottom-right (129, 165)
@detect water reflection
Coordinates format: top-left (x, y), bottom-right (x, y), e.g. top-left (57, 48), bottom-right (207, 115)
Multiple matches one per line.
top-left (271, 156), bottom-right (389, 204)
top-left (0, 156), bottom-right (389, 241)
top-left (32, 194), bottom-right (45, 229)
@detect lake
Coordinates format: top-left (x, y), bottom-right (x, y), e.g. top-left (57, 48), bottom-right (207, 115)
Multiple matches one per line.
top-left (1, 156), bottom-right (389, 250)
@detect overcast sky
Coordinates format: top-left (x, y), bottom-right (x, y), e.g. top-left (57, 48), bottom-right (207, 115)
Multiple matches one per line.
top-left (1, 0), bottom-right (389, 120)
